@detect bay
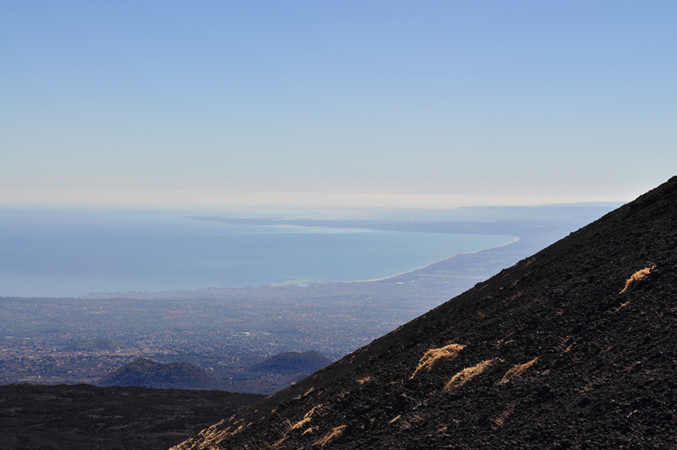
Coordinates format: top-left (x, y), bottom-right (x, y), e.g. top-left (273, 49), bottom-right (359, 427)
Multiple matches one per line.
top-left (0, 209), bottom-right (516, 298)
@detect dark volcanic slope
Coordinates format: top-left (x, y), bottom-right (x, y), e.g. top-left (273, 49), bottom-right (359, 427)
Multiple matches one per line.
top-left (0, 384), bottom-right (264, 450)
top-left (174, 177), bottom-right (677, 450)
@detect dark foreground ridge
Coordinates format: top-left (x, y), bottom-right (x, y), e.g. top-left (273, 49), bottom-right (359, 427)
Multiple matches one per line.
top-left (0, 384), bottom-right (264, 450)
top-left (174, 176), bottom-right (677, 450)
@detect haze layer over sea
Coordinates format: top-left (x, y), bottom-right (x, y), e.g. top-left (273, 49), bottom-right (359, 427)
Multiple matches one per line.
top-left (0, 209), bottom-right (515, 298)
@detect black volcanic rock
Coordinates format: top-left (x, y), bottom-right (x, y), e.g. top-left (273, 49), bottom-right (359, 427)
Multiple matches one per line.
top-left (173, 176), bottom-right (677, 450)
top-left (0, 384), bottom-right (264, 450)
top-left (252, 351), bottom-right (332, 375)
top-left (99, 358), bottom-right (219, 390)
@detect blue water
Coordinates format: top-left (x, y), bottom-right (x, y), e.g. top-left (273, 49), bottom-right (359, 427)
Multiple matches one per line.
top-left (0, 209), bottom-right (516, 298)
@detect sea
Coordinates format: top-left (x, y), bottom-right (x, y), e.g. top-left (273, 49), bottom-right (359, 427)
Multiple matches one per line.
top-left (0, 209), bottom-right (516, 298)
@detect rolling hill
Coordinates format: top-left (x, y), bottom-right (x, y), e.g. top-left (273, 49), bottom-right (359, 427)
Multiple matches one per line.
top-left (98, 358), bottom-right (219, 390)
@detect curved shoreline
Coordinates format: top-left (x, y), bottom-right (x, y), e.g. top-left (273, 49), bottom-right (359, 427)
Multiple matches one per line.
top-left (344, 235), bottom-right (520, 284)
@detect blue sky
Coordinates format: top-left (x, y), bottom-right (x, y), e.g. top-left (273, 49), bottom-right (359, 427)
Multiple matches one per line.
top-left (1, 1), bottom-right (675, 209)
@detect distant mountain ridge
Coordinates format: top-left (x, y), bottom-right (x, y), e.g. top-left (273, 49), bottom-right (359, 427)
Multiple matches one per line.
top-left (173, 176), bottom-right (677, 449)
top-left (97, 351), bottom-right (333, 392)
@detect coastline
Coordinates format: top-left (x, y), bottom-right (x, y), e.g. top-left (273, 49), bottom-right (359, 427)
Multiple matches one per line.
top-left (347, 236), bottom-right (520, 284)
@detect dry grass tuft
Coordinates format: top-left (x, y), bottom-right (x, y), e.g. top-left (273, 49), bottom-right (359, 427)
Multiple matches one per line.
top-left (290, 405), bottom-right (322, 431)
top-left (389, 415), bottom-right (401, 424)
top-left (493, 339), bottom-right (514, 348)
top-left (499, 358), bottom-right (538, 384)
top-left (509, 291), bottom-right (524, 301)
top-left (170, 421), bottom-right (247, 450)
top-left (409, 413), bottom-right (425, 423)
top-left (272, 436), bottom-right (288, 448)
top-left (614, 300), bottom-right (631, 312)
top-left (289, 417), bottom-right (311, 431)
top-left (619, 266), bottom-right (654, 294)
top-left (356, 376), bottom-right (372, 385)
top-left (492, 404), bottom-right (516, 429)
top-left (314, 425), bottom-right (347, 447)
top-left (410, 343), bottom-right (465, 379)
top-left (557, 336), bottom-right (575, 354)
top-left (444, 359), bottom-right (494, 391)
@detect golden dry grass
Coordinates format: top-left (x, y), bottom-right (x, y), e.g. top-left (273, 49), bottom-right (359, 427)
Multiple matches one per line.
top-left (492, 404), bottom-right (515, 429)
top-left (272, 436), bottom-right (288, 448)
top-left (619, 266), bottom-right (654, 294)
top-left (410, 343), bottom-right (465, 380)
top-left (290, 417), bottom-right (311, 431)
top-left (498, 357), bottom-right (538, 384)
top-left (494, 339), bottom-right (514, 348)
top-left (314, 425), bottom-right (347, 447)
top-left (356, 376), bottom-right (372, 385)
top-left (614, 300), bottom-right (631, 312)
top-left (290, 405), bottom-right (322, 431)
top-left (170, 421), bottom-right (246, 450)
top-left (444, 359), bottom-right (494, 391)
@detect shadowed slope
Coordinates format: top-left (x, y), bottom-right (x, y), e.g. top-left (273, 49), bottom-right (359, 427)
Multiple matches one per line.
top-left (174, 176), bottom-right (677, 450)
top-left (0, 384), bottom-right (264, 450)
